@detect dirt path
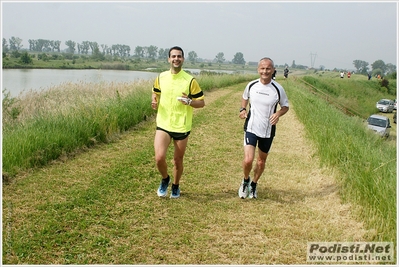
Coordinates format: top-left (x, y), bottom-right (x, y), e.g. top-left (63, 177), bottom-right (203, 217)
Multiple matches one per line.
top-left (183, 84), bottom-right (369, 263)
top-left (3, 83), bottom-right (370, 264)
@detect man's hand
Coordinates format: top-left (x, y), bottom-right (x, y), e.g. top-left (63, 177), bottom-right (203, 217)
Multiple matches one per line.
top-left (269, 113), bottom-right (280, 125)
top-left (239, 110), bottom-right (247, 119)
top-left (177, 92), bottom-right (192, 106)
top-left (151, 94), bottom-right (158, 110)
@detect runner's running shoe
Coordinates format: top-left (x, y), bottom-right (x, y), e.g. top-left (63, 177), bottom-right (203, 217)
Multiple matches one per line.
top-left (238, 178), bottom-right (250, 199)
top-left (249, 184), bottom-right (257, 199)
top-left (170, 185), bottom-right (180, 199)
top-left (157, 178), bottom-right (170, 197)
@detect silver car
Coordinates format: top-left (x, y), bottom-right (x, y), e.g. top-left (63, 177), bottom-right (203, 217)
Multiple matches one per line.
top-left (376, 99), bottom-right (395, 113)
top-left (367, 114), bottom-right (391, 137)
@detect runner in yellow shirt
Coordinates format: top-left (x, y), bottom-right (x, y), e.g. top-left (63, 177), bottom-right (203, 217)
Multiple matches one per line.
top-left (151, 46), bottom-right (205, 198)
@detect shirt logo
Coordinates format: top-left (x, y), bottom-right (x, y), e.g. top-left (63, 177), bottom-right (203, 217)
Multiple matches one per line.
top-left (256, 90), bottom-right (269, 96)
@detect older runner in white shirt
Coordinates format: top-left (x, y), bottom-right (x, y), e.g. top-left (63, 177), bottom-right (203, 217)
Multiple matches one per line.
top-left (238, 57), bottom-right (289, 199)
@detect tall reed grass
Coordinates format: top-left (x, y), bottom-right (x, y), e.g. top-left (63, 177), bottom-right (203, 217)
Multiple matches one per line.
top-left (284, 78), bottom-right (396, 242)
top-left (2, 73), bottom-right (257, 178)
top-left (301, 75), bottom-right (396, 118)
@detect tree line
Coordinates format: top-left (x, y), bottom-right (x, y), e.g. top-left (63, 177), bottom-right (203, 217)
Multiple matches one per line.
top-left (2, 36), bottom-right (396, 74)
top-left (2, 36), bottom-right (246, 65)
top-left (352, 59), bottom-right (396, 77)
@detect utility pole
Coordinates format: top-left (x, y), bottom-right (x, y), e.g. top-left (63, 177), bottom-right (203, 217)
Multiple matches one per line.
top-left (310, 52), bottom-right (317, 68)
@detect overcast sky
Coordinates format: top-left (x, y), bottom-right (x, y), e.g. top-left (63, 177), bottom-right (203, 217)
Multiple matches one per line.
top-left (1, 1), bottom-right (397, 70)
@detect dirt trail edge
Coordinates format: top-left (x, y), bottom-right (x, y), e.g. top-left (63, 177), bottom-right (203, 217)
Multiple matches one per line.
top-left (3, 83), bottom-right (369, 264)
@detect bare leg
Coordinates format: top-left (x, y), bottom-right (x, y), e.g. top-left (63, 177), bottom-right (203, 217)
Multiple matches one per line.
top-left (243, 145), bottom-right (256, 179)
top-left (154, 130), bottom-right (171, 178)
top-left (172, 137), bottom-right (189, 185)
top-left (252, 149), bottom-right (268, 183)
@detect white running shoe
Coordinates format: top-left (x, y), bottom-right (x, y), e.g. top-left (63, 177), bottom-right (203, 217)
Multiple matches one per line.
top-left (238, 178), bottom-right (250, 199)
top-left (249, 184), bottom-right (257, 199)
top-left (157, 178), bottom-right (170, 197)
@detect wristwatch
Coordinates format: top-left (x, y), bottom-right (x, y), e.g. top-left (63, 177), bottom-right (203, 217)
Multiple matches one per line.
top-left (239, 107), bottom-right (246, 112)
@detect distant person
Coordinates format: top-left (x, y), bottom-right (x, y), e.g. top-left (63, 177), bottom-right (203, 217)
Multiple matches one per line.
top-left (347, 71), bottom-right (351, 78)
top-left (272, 69), bottom-right (277, 80)
top-left (368, 73), bottom-right (372, 80)
top-left (283, 66), bottom-right (289, 78)
top-left (238, 57), bottom-right (289, 199)
top-left (340, 71), bottom-right (344, 78)
top-left (151, 46), bottom-right (205, 198)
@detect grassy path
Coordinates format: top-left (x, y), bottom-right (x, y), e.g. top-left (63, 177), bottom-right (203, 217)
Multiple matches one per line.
top-left (2, 83), bottom-right (368, 264)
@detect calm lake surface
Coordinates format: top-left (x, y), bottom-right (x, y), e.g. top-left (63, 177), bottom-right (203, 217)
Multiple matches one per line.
top-left (2, 69), bottom-right (159, 98)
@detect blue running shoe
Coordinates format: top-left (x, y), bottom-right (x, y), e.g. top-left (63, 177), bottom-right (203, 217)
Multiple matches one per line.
top-left (170, 185), bottom-right (180, 199)
top-left (157, 178), bottom-right (170, 197)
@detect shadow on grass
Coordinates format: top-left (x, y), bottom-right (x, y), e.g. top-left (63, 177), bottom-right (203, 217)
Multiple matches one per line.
top-left (165, 183), bottom-right (338, 204)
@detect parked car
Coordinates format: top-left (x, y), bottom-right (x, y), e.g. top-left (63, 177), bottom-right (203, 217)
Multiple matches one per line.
top-left (367, 114), bottom-right (391, 137)
top-left (376, 99), bottom-right (395, 113)
top-left (394, 112), bottom-right (397, 124)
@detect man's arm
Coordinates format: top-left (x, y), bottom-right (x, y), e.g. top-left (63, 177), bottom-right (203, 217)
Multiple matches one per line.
top-left (151, 92), bottom-right (159, 110)
top-left (190, 99), bottom-right (205, 108)
top-left (270, 106), bottom-right (289, 125)
top-left (239, 98), bottom-right (249, 119)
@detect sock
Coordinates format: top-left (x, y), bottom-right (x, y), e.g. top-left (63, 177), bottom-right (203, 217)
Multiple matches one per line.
top-left (244, 177), bottom-right (250, 184)
top-left (163, 175), bottom-right (170, 183)
top-left (172, 183), bottom-right (179, 189)
top-left (251, 181), bottom-right (257, 189)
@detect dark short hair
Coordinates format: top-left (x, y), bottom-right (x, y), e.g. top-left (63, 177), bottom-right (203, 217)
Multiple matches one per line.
top-left (259, 57), bottom-right (275, 68)
top-left (169, 46), bottom-right (184, 58)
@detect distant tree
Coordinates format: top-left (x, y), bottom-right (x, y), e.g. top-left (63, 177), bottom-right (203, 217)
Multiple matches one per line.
top-left (353, 59), bottom-right (369, 74)
top-left (20, 51), bottom-right (33, 64)
top-left (11, 50), bottom-right (21, 58)
top-left (372, 68), bottom-right (383, 77)
top-left (291, 60), bottom-right (296, 68)
top-left (232, 52), bottom-right (245, 64)
top-left (385, 63), bottom-right (396, 75)
top-left (53, 40), bottom-right (61, 52)
top-left (134, 46), bottom-right (144, 58)
top-left (80, 41), bottom-right (90, 54)
top-left (89, 41), bottom-right (99, 54)
top-left (158, 48), bottom-right (168, 60)
top-left (188, 51), bottom-right (198, 64)
top-left (9, 36), bottom-right (23, 51)
top-left (215, 52), bottom-right (225, 64)
top-left (65, 40), bottom-right (76, 54)
top-left (91, 46), bottom-right (105, 61)
top-left (38, 53), bottom-right (49, 61)
top-left (101, 44), bottom-right (108, 54)
top-left (147, 45), bottom-right (158, 59)
top-left (371, 60), bottom-right (387, 74)
top-left (122, 45), bottom-right (131, 58)
top-left (2, 38), bottom-right (9, 53)
top-left (38, 39), bottom-right (47, 52)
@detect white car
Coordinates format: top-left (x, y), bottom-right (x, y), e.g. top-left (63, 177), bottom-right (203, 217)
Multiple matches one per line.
top-left (367, 114), bottom-right (391, 137)
top-left (376, 99), bottom-right (395, 113)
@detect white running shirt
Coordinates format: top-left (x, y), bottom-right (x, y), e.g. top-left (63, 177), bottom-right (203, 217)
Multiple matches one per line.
top-left (242, 79), bottom-right (289, 138)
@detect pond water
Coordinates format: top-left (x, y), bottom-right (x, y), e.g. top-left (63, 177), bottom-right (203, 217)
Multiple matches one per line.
top-left (2, 68), bottom-right (252, 98)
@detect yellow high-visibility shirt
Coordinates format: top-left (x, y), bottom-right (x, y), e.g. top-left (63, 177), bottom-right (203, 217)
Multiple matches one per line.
top-left (152, 70), bottom-right (204, 133)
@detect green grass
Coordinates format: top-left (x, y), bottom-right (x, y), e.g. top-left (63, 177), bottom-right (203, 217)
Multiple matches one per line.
top-left (282, 77), bottom-right (396, 242)
top-left (2, 73), bottom-right (397, 264)
top-left (2, 73), bottom-right (257, 178)
top-left (300, 74), bottom-right (396, 118)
